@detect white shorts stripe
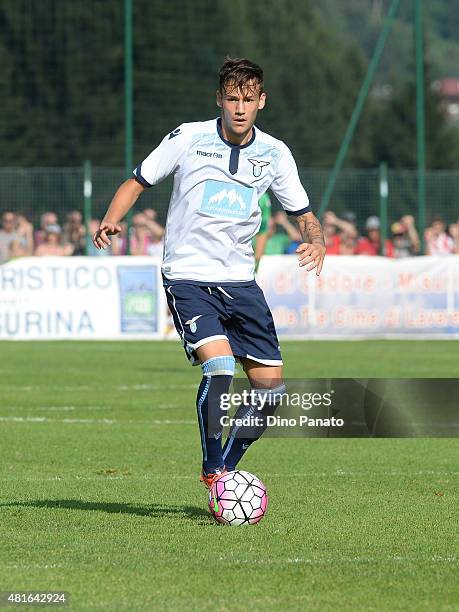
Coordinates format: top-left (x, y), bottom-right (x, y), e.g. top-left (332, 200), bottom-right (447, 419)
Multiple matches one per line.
top-left (245, 354), bottom-right (283, 366)
top-left (188, 335), bottom-right (229, 350)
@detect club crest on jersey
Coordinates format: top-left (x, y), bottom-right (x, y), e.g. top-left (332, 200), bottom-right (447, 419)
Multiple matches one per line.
top-left (248, 158), bottom-right (270, 177)
top-left (185, 315), bottom-right (202, 333)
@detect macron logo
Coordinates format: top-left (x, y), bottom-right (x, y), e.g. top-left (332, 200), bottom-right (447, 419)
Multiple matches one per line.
top-left (197, 150), bottom-right (223, 159)
top-left (168, 128), bottom-right (181, 139)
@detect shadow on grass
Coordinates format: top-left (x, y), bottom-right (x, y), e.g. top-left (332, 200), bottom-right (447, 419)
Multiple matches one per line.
top-left (0, 499), bottom-right (212, 523)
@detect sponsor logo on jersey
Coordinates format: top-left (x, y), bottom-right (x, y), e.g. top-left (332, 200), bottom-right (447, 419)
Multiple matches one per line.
top-left (248, 158), bottom-right (270, 177)
top-left (196, 150), bottom-right (223, 159)
top-left (200, 180), bottom-right (253, 220)
top-left (168, 127), bottom-right (181, 139)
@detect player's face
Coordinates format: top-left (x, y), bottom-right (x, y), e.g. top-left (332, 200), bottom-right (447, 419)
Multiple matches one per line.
top-left (217, 82), bottom-right (266, 144)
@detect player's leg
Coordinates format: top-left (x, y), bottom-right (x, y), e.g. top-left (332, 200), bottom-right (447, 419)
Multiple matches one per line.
top-left (222, 359), bottom-right (285, 470)
top-left (217, 282), bottom-right (285, 470)
top-left (164, 283), bottom-right (235, 486)
top-left (195, 339), bottom-right (235, 485)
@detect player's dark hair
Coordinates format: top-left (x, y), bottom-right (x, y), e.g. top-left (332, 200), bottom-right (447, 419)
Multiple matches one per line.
top-left (219, 57), bottom-right (264, 94)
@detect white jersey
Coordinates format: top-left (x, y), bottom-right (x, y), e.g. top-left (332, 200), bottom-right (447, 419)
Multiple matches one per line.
top-left (134, 118), bottom-right (310, 283)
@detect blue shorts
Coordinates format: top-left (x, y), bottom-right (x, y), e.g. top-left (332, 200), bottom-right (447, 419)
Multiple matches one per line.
top-left (164, 280), bottom-right (283, 366)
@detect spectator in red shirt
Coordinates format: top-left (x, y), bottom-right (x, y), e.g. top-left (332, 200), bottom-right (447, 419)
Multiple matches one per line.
top-left (355, 216), bottom-right (394, 257)
top-left (323, 210), bottom-right (358, 255)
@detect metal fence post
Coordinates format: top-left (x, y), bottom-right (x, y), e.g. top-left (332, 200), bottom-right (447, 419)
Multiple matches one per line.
top-left (83, 160), bottom-right (92, 256)
top-left (415, 0), bottom-right (426, 254)
top-left (318, 0), bottom-right (401, 217)
top-left (125, 0), bottom-right (133, 255)
top-left (379, 162), bottom-right (388, 255)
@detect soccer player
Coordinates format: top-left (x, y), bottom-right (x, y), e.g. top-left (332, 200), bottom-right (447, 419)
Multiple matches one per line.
top-left (93, 58), bottom-right (326, 489)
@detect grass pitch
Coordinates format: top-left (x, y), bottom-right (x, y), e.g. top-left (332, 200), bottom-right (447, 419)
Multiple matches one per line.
top-left (0, 341), bottom-right (458, 611)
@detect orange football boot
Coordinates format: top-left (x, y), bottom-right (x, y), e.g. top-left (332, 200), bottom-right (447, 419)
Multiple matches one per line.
top-left (199, 467), bottom-right (227, 489)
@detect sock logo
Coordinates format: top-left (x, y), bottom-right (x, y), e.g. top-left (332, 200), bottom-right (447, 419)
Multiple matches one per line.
top-left (185, 315), bottom-right (202, 333)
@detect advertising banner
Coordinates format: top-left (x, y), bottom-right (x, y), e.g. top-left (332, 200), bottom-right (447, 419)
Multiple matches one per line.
top-left (1, 255), bottom-right (458, 339)
top-left (257, 255), bottom-right (459, 339)
top-left (0, 257), bottom-right (167, 339)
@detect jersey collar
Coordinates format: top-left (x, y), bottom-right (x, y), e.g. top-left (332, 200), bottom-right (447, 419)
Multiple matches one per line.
top-left (216, 118), bottom-right (256, 149)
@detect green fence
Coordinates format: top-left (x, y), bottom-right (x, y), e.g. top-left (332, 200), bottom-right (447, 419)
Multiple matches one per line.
top-left (1, 166), bottom-right (458, 233)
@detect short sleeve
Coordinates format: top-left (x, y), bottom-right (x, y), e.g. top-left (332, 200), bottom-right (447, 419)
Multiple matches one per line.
top-left (133, 124), bottom-right (191, 187)
top-left (269, 145), bottom-right (311, 216)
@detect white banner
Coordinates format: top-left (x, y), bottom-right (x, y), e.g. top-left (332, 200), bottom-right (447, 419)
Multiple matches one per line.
top-left (258, 255), bottom-right (459, 339)
top-left (0, 257), bottom-right (167, 340)
top-left (1, 255), bottom-right (458, 340)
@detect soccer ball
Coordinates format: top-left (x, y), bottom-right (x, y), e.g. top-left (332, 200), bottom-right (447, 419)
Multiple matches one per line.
top-left (208, 470), bottom-right (268, 525)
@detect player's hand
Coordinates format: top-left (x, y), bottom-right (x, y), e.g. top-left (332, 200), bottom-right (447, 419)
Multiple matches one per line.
top-left (93, 221), bottom-right (122, 249)
top-left (323, 211), bottom-right (337, 225)
top-left (296, 242), bottom-right (326, 276)
top-left (401, 215), bottom-right (415, 227)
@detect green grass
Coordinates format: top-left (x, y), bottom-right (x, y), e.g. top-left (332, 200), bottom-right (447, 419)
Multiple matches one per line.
top-left (0, 341), bottom-right (458, 611)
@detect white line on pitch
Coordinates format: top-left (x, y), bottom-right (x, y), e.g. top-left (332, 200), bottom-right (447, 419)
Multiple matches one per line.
top-left (0, 416), bottom-right (195, 425)
top-left (0, 384), bottom-right (197, 392)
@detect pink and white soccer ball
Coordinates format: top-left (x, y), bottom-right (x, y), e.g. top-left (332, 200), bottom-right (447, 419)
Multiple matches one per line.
top-left (208, 470), bottom-right (268, 525)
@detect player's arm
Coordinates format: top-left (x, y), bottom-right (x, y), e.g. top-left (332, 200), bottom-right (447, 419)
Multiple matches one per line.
top-left (294, 211), bottom-right (326, 275)
top-left (94, 123), bottom-right (190, 250)
top-left (93, 178), bottom-right (146, 249)
top-left (269, 145), bottom-right (326, 275)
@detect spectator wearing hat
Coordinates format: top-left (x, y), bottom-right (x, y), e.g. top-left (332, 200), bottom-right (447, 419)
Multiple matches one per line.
top-left (355, 216), bottom-right (394, 257)
top-left (391, 215), bottom-right (420, 258)
top-left (35, 211), bottom-right (59, 247)
top-left (34, 224), bottom-right (74, 256)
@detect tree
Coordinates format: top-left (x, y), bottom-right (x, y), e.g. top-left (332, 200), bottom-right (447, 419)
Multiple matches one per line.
top-left (368, 38), bottom-right (459, 169)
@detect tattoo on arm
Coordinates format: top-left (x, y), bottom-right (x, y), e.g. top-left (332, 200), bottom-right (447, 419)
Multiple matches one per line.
top-left (296, 212), bottom-right (325, 246)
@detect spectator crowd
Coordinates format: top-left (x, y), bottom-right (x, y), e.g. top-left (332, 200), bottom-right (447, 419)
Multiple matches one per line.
top-left (0, 208), bottom-right (165, 264)
top-left (1, 206), bottom-right (459, 265)
top-left (260, 209), bottom-right (459, 259)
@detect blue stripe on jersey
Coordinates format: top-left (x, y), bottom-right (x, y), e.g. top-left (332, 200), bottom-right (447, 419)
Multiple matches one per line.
top-left (133, 164), bottom-right (152, 187)
top-left (286, 205), bottom-right (311, 216)
top-left (229, 149), bottom-right (239, 175)
top-left (216, 118), bottom-right (256, 149)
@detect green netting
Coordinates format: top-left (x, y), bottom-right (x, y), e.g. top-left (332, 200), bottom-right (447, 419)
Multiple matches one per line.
top-left (0, 167), bottom-right (457, 231)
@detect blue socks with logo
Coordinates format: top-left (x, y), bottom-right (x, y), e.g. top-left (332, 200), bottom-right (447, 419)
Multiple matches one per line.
top-left (196, 356), bottom-right (235, 473)
top-left (222, 384), bottom-right (286, 470)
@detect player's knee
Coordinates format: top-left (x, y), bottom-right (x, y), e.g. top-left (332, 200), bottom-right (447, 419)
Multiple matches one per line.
top-left (201, 355), bottom-right (236, 377)
top-left (254, 382), bottom-right (287, 409)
